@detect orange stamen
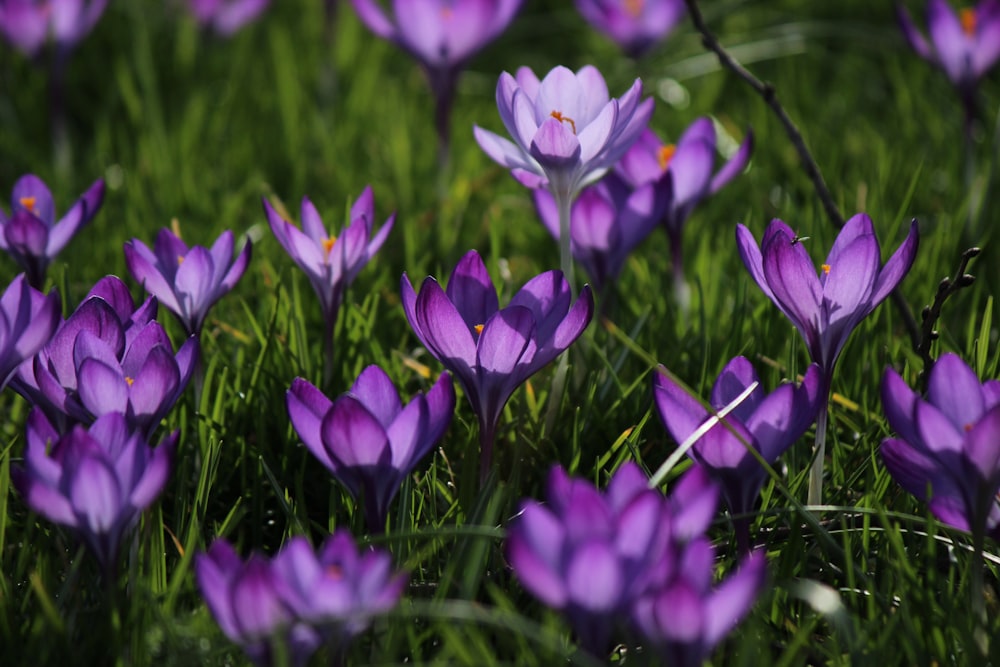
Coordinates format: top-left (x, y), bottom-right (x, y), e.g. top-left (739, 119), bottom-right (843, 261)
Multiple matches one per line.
top-left (19, 196), bottom-right (36, 213)
top-left (177, 255), bottom-right (185, 265)
top-left (821, 264), bottom-right (831, 275)
top-left (960, 8), bottom-right (977, 36)
top-left (624, 0), bottom-right (644, 17)
top-left (441, 6), bottom-right (452, 19)
top-left (474, 324), bottom-right (485, 335)
top-left (550, 111), bottom-right (577, 135)
top-left (657, 144), bottom-right (677, 172)
top-left (125, 376), bottom-right (135, 387)
top-left (964, 423), bottom-right (974, 432)
top-left (322, 236), bottom-right (337, 255)
top-left (326, 564), bottom-right (343, 579)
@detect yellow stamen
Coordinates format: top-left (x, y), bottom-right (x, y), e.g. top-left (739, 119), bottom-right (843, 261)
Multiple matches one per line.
top-left (821, 264), bottom-right (831, 275)
top-left (177, 255), bottom-right (185, 265)
top-left (322, 236), bottom-right (337, 255)
top-left (19, 196), bottom-right (36, 213)
top-left (474, 324), bottom-right (485, 335)
top-left (960, 8), bottom-right (977, 36)
top-left (624, 0), bottom-right (644, 17)
top-left (125, 376), bottom-right (135, 387)
top-left (550, 111), bottom-right (577, 135)
top-left (657, 144), bottom-right (677, 172)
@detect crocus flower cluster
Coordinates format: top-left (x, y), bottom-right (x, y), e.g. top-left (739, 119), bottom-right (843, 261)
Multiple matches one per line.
top-left (287, 365), bottom-right (455, 533)
top-left (881, 353), bottom-right (1000, 539)
top-left (185, 0), bottom-right (271, 35)
top-left (402, 250), bottom-right (593, 480)
top-left (0, 174), bottom-right (105, 288)
top-left (898, 0), bottom-right (1000, 115)
top-left (124, 227), bottom-right (251, 337)
top-left (12, 275), bottom-right (198, 437)
top-left (0, 0), bottom-right (108, 57)
top-left (574, 0), bottom-right (686, 57)
top-left (196, 531), bottom-right (407, 667)
top-left (0, 273), bottom-right (60, 389)
top-left (507, 462), bottom-right (766, 661)
top-left (12, 410), bottom-right (176, 576)
top-left (654, 357), bottom-right (823, 551)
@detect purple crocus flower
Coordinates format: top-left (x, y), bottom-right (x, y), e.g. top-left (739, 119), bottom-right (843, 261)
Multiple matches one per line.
top-left (185, 0), bottom-right (271, 35)
top-left (736, 214), bottom-right (918, 381)
top-left (532, 174), bottom-right (662, 293)
top-left (0, 0), bottom-right (108, 57)
top-left (124, 228), bottom-right (251, 337)
top-left (0, 174), bottom-right (105, 288)
top-left (615, 120), bottom-right (752, 295)
top-left (12, 275), bottom-right (198, 437)
top-left (474, 65), bottom-right (653, 281)
top-left (351, 0), bottom-right (523, 156)
top-left (653, 357), bottom-right (823, 551)
top-left (0, 273), bottom-right (60, 390)
top-left (506, 462), bottom-right (672, 656)
top-left (401, 250), bottom-right (594, 480)
top-left (286, 365), bottom-right (455, 533)
top-left (574, 0), bottom-right (686, 57)
top-left (196, 531), bottom-right (407, 667)
top-left (12, 410), bottom-right (176, 576)
top-left (881, 353), bottom-right (1000, 539)
top-left (898, 0), bottom-right (1000, 114)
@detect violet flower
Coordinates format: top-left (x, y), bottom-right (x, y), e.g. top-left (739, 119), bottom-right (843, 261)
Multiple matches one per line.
top-left (286, 365), bottom-right (455, 533)
top-left (880, 353), bottom-right (1000, 539)
top-left (0, 174), bottom-right (105, 288)
top-left (401, 250), bottom-right (594, 481)
top-left (898, 0), bottom-right (1000, 116)
top-left (532, 174), bottom-right (662, 294)
top-left (12, 275), bottom-right (198, 437)
top-left (506, 462), bottom-right (672, 656)
top-left (0, 273), bottom-right (60, 389)
top-left (124, 227), bottom-right (251, 337)
top-left (197, 531), bottom-right (407, 667)
top-left (574, 0), bottom-right (685, 58)
top-left (12, 410), bottom-right (176, 577)
top-left (185, 0), bottom-right (271, 35)
top-left (474, 65), bottom-right (653, 282)
top-left (263, 187), bottom-right (393, 384)
top-left (615, 120), bottom-right (752, 299)
top-left (351, 0), bottom-right (523, 160)
top-left (0, 0), bottom-right (108, 57)
top-left (654, 357), bottom-right (823, 551)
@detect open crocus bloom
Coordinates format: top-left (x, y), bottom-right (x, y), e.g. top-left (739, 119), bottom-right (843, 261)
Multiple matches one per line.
top-left (881, 353), bottom-right (1000, 538)
top-left (0, 273), bottom-right (60, 390)
top-left (185, 0), bottom-right (271, 35)
top-left (736, 214), bottom-right (918, 379)
top-left (574, 0), bottom-right (686, 57)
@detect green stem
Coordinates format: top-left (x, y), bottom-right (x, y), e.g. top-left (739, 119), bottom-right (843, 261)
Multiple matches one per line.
top-left (556, 192), bottom-right (575, 289)
top-left (807, 402), bottom-right (828, 507)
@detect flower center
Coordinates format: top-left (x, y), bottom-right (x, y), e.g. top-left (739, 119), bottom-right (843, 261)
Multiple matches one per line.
top-left (960, 8), bottom-right (977, 36)
top-left (125, 376), bottom-right (135, 387)
top-left (964, 423), bottom-right (974, 432)
top-left (474, 323), bottom-right (485, 336)
top-left (322, 236), bottom-right (337, 255)
top-left (550, 111), bottom-right (577, 135)
top-left (624, 0), bottom-right (644, 17)
top-left (325, 564), bottom-right (343, 579)
top-left (441, 6), bottom-right (452, 19)
top-left (657, 144), bottom-right (677, 171)
top-left (821, 264), bottom-right (831, 275)
top-left (18, 196), bottom-right (36, 213)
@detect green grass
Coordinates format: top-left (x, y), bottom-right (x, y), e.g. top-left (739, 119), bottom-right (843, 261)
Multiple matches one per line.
top-left (2, 0), bottom-right (1000, 664)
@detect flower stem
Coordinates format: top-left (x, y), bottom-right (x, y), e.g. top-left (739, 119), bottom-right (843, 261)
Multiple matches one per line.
top-left (556, 193), bottom-right (575, 289)
top-left (971, 525), bottom-right (989, 656)
top-left (478, 417), bottom-right (495, 487)
top-left (807, 402), bottom-right (828, 507)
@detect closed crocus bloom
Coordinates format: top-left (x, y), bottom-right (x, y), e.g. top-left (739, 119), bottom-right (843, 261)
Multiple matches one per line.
top-left (506, 463), bottom-right (672, 656)
top-left (736, 215), bottom-right (918, 381)
top-left (12, 275), bottom-right (197, 436)
top-left (401, 250), bottom-right (594, 480)
top-left (185, 0), bottom-right (271, 35)
top-left (881, 353), bottom-right (1000, 538)
top-left (124, 228), bottom-right (251, 337)
top-left (286, 366), bottom-right (455, 533)
top-left (654, 358), bottom-right (823, 551)
top-left (0, 273), bottom-right (60, 389)
top-left (196, 539), bottom-right (321, 667)
top-left (898, 0), bottom-right (1000, 108)
top-left (0, 0), bottom-right (108, 57)
top-left (12, 410), bottom-right (176, 576)
top-left (0, 174), bottom-right (105, 288)
top-left (575, 0), bottom-right (685, 57)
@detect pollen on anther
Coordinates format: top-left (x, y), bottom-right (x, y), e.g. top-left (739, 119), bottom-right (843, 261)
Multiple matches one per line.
top-left (19, 196), bottom-right (36, 213)
top-left (322, 236), bottom-right (337, 254)
top-left (960, 8), bottom-right (977, 36)
top-left (474, 324), bottom-right (485, 335)
top-left (550, 111), bottom-right (577, 135)
top-left (658, 144), bottom-right (677, 171)
top-left (821, 264), bottom-right (831, 275)
top-left (125, 376), bottom-right (135, 387)
top-left (177, 255), bottom-right (185, 265)
top-left (624, 0), bottom-right (644, 17)
top-left (964, 423), bottom-right (974, 432)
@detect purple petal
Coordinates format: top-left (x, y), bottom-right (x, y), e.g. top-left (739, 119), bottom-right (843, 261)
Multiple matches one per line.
top-left (350, 365), bottom-right (402, 427)
top-left (653, 367), bottom-right (709, 445)
top-left (507, 503), bottom-right (568, 607)
top-left (710, 128), bottom-right (753, 194)
top-left (567, 540), bottom-right (623, 612)
top-left (321, 396), bottom-right (391, 468)
top-left (703, 549), bottom-right (768, 647)
top-left (445, 250), bottom-right (498, 328)
top-left (869, 219), bottom-right (919, 306)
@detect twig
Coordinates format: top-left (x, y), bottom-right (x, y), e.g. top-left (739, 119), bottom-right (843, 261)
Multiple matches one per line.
top-left (916, 246), bottom-right (980, 390)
